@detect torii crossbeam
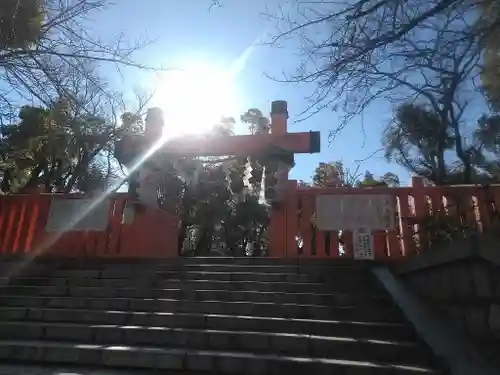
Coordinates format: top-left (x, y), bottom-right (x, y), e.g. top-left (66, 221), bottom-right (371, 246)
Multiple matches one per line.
top-left (158, 130), bottom-right (319, 157)
top-left (117, 101), bottom-right (319, 162)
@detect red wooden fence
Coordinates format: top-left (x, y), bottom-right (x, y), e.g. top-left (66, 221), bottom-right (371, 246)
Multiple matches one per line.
top-left (0, 193), bottom-right (178, 258)
top-left (1, 177), bottom-right (499, 260)
top-left (268, 177), bottom-right (500, 260)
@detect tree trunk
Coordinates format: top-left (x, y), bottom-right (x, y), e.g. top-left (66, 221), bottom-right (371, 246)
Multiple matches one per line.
top-left (436, 151), bottom-right (446, 185)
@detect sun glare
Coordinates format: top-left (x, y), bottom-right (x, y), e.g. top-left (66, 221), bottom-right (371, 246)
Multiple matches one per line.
top-left (151, 62), bottom-right (241, 140)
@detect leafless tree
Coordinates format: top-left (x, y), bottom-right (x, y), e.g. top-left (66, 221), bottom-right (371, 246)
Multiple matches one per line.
top-left (267, 1), bottom-right (490, 120)
top-left (267, 0), bottom-right (493, 182)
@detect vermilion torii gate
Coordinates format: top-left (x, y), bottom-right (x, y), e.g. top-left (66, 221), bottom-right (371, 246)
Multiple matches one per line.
top-left (115, 100), bottom-right (320, 256)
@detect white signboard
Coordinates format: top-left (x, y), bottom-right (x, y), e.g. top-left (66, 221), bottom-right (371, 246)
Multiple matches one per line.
top-left (315, 194), bottom-right (395, 231)
top-left (45, 199), bottom-right (110, 232)
top-left (353, 226), bottom-right (374, 260)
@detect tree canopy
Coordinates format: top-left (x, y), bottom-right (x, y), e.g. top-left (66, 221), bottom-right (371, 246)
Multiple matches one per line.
top-left (311, 161), bottom-right (399, 187)
top-left (0, 96), bottom-right (125, 193)
top-left (383, 101), bottom-right (500, 185)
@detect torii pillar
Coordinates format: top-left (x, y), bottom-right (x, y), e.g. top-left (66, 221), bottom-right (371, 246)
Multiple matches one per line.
top-left (268, 101), bottom-right (291, 257)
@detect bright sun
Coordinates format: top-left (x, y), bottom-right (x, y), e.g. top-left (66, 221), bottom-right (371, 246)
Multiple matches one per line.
top-left (151, 62), bottom-right (241, 140)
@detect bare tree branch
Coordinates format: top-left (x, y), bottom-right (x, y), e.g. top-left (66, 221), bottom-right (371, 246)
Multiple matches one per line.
top-left (265, 0), bottom-right (489, 128)
top-left (0, 0), bottom-right (177, 115)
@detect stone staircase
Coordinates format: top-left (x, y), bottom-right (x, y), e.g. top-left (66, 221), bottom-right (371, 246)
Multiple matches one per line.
top-left (0, 257), bottom-right (446, 374)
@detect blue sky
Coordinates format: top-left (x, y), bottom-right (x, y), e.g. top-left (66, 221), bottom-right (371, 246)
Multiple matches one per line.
top-left (91, 0), bottom-right (411, 185)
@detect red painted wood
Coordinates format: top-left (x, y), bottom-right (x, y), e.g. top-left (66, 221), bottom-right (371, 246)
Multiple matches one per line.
top-left (315, 228), bottom-right (327, 258)
top-left (412, 189), bottom-right (430, 254)
top-left (342, 230), bottom-right (354, 259)
top-left (475, 188), bottom-right (491, 231)
top-left (396, 192), bottom-right (415, 257)
top-left (285, 186), bottom-right (299, 258)
top-left (123, 131), bottom-right (319, 158)
top-left (299, 196), bottom-right (314, 258)
top-left (1, 183), bottom-right (500, 260)
top-left (269, 205), bottom-right (286, 258)
top-left (372, 230), bottom-right (387, 260)
top-left (386, 229), bottom-right (401, 259)
top-left (329, 230), bottom-right (340, 258)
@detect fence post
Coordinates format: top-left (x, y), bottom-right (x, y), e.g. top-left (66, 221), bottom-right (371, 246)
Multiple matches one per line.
top-left (412, 176), bottom-right (425, 188)
top-left (411, 175), bottom-right (429, 254)
top-left (284, 180), bottom-right (299, 258)
top-left (269, 204), bottom-right (287, 258)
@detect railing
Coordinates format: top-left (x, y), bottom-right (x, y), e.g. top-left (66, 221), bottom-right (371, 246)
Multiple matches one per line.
top-left (268, 177), bottom-right (500, 261)
top-left (0, 193), bottom-right (178, 258)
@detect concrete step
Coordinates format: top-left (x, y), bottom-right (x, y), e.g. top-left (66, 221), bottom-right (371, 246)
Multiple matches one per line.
top-left (170, 257), bottom-right (381, 267)
top-left (134, 263), bottom-right (373, 274)
top-left (0, 295), bottom-right (404, 322)
top-left (0, 339), bottom-right (440, 374)
top-left (2, 261), bottom-right (375, 274)
top-left (0, 276), bottom-right (387, 294)
top-left (0, 259), bottom-right (378, 280)
top-left (155, 278), bottom-right (385, 294)
top-left (0, 285), bottom-right (394, 306)
top-left (0, 307), bottom-right (416, 341)
top-left (48, 269), bottom-right (377, 284)
top-left (0, 321), bottom-right (434, 367)
top-left (0, 256), bottom-right (381, 267)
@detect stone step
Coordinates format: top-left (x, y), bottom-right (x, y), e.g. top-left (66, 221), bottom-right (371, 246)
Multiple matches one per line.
top-left (0, 276), bottom-right (386, 294)
top-left (171, 257), bottom-right (380, 267)
top-left (0, 321), bottom-right (434, 367)
top-left (0, 295), bottom-right (404, 322)
top-left (0, 307), bottom-right (415, 341)
top-left (130, 263), bottom-right (373, 274)
top-left (0, 260), bottom-right (378, 281)
top-left (0, 285), bottom-right (393, 306)
top-left (0, 258), bottom-right (445, 374)
top-left (1, 261), bottom-right (374, 274)
top-left (0, 339), bottom-right (440, 374)
top-left (158, 278), bottom-right (384, 294)
top-left (49, 269), bottom-right (377, 284)
top-left (0, 256), bottom-right (380, 267)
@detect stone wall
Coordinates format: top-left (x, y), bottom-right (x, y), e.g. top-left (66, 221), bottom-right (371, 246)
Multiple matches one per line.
top-left (395, 234), bottom-right (500, 364)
